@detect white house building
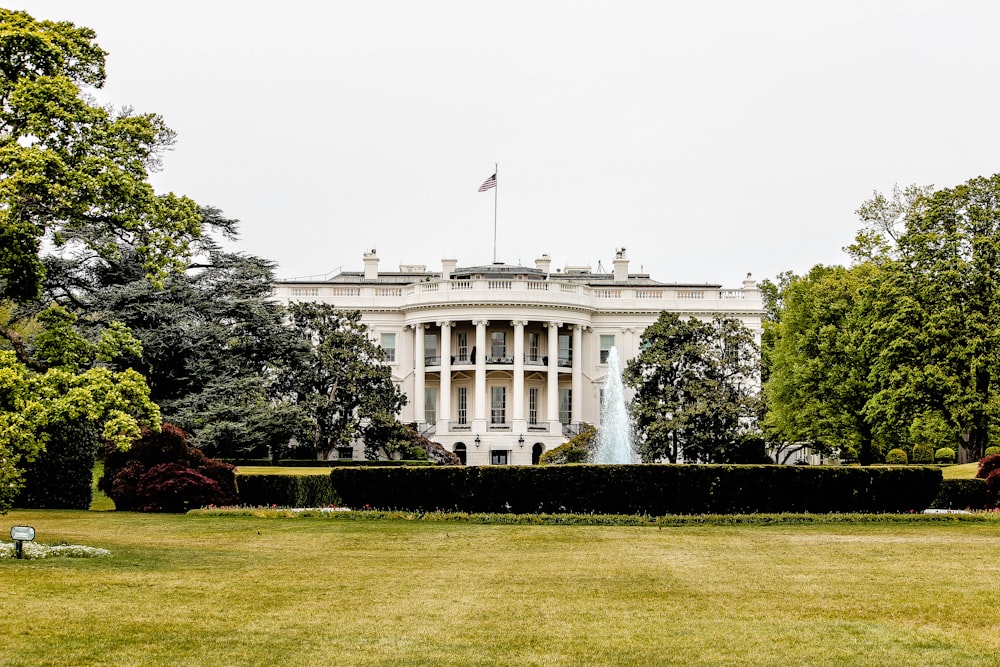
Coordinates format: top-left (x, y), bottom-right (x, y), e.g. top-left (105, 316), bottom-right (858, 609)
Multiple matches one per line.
top-left (271, 249), bottom-right (764, 465)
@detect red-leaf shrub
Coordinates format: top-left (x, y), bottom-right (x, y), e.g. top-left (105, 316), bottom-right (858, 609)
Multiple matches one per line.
top-left (976, 454), bottom-right (1000, 480)
top-left (986, 469), bottom-right (1000, 509)
top-left (135, 463), bottom-right (224, 513)
top-left (100, 423), bottom-right (238, 512)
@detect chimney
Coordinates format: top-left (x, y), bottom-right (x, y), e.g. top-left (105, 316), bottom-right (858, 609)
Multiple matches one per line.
top-left (441, 257), bottom-right (457, 280)
top-left (613, 248), bottom-right (629, 282)
top-left (363, 249), bottom-right (379, 280)
top-left (535, 253), bottom-right (552, 275)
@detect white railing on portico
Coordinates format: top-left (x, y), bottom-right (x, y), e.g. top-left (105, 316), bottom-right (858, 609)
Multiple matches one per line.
top-left (274, 278), bottom-right (761, 313)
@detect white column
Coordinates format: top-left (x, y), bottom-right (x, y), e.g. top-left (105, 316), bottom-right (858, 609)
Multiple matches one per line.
top-left (413, 324), bottom-right (425, 425)
top-left (547, 321), bottom-right (560, 430)
top-left (439, 321), bottom-right (452, 424)
top-left (572, 324), bottom-right (583, 427)
top-left (474, 319), bottom-right (488, 426)
top-left (512, 320), bottom-right (526, 430)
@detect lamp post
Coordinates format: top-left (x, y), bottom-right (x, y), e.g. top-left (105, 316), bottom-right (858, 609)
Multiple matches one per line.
top-left (10, 525), bottom-right (34, 559)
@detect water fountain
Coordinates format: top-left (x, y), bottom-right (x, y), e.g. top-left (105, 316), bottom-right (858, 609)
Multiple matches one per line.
top-left (592, 347), bottom-right (636, 464)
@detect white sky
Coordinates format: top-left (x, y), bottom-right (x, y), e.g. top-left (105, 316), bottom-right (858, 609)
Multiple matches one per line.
top-left (11, 1), bottom-right (1000, 285)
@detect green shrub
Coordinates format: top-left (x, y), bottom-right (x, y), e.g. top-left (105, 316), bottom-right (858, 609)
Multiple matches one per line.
top-left (985, 447), bottom-right (1000, 458)
top-left (237, 474), bottom-right (338, 507)
top-left (885, 448), bottom-right (909, 464)
top-left (935, 447), bottom-right (957, 464)
top-left (14, 422), bottom-right (100, 510)
top-left (839, 446), bottom-right (859, 463)
top-left (912, 445), bottom-right (934, 464)
top-left (539, 424), bottom-right (595, 464)
top-left (929, 478), bottom-right (988, 510)
top-left (329, 465), bottom-right (943, 515)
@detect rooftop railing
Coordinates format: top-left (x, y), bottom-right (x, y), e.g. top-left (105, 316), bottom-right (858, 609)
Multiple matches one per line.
top-left (275, 278), bottom-right (761, 311)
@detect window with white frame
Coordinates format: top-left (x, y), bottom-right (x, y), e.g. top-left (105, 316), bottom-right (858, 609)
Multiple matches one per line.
top-left (559, 388), bottom-right (572, 425)
top-left (600, 335), bottom-right (615, 364)
top-left (457, 386), bottom-right (468, 425)
top-left (528, 332), bottom-right (540, 362)
top-left (491, 331), bottom-right (506, 359)
top-left (491, 386), bottom-right (506, 425)
top-left (457, 331), bottom-right (468, 362)
top-left (491, 450), bottom-right (509, 465)
top-left (558, 333), bottom-right (572, 366)
top-left (380, 333), bottom-right (396, 362)
top-left (528, 387), bottom-right (539, 425)
top-left (424, 333), bottom-right (438, 364)
top-left (424, 388), bottom-right (437, 425)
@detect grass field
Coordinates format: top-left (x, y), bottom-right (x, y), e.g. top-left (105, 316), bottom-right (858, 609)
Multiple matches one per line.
top-left (3, 510), bottom-right (1000, 666)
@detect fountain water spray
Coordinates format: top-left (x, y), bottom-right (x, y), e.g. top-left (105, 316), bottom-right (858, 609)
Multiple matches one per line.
top-left (592, 347), bottom-right (636, 464)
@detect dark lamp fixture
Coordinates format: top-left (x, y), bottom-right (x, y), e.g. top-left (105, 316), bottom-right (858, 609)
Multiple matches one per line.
top-left (10, 525), bottom-right (34, 559)
top-left (518, 435), bottom-right (525, 448)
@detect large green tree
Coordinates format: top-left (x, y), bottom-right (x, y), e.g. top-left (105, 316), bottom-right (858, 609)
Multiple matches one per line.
top-left (275, 303), bottom-right (407, 459)
top-left (0, 8), bottom-right (201, 313)
top-left (38, 219), bottom-right (301, 458)
top-left (763, 264), bottom-right (881, 463)
top-left (0, 9), bottom-right (212, 509)
top-left (624, 312), bottom-right (760, 463)
top-left (864, 175), bottom-right (1000, 462)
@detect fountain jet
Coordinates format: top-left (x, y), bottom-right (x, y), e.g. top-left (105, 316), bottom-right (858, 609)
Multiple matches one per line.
top-left (592, 347), bottom-right (636, 464)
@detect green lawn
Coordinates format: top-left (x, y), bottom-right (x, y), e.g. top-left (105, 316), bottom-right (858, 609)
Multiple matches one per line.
top-left (3, 510), bottom-right (1000, 666)
top-left (942, 463), bottom-right (979, 479)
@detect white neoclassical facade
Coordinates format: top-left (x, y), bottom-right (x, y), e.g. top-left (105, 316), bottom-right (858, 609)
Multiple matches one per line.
top-left (272, 249), bottom-right (764, 465)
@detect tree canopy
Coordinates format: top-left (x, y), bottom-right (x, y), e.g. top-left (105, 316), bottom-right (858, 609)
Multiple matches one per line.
top-left (275, 302), bottom-right (407, 460)
top-left (0, 8), bottom-right (201, 307)
top-left (764, 173), bottom-right (1000, 463)
top-left (624, 312), bottom-right (760, 463)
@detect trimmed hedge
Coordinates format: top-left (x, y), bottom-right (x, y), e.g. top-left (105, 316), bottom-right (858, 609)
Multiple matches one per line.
top-left (329, 464), bottom-right (943, 515)
top-left (223, 459), bottom-right (437, 467)
top-left (929, 478), bottom-right (988, 510)
top-left (236, 474), bottom-right (338, 507)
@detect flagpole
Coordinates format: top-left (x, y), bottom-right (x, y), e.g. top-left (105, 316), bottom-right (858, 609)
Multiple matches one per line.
top-left (492, 162), bottom-right (498, 263)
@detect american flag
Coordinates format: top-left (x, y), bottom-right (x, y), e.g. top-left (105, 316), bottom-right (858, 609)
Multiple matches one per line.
top-left (478, 173), bottom-right (497, 192)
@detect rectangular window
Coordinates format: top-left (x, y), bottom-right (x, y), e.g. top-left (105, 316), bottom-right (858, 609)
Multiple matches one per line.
top-left (457, 332), bottom-right (468, 362)
top-left (558, 333), bottom-right (572, 367)
top-left (457, 387), bottom-right (468, 425)
top-left (337, 446), bottom-right (354, 460)
top-left (380, 333), bottom-right (396, 362)
top-left (491, 386), bottom-right (506, 425)
top-left (424, 388), bottom-right (437, 425)
top-left (528, 332), bottom-right (540, 363)
top-left (491, 331), bottom-right (506, 359)
top-left (424, 333), bottom-right (438, 365)
top-left (529, 387), bottom-right (538, 425)
top-left (559, 388), bottom-right (572, 425)
top-left (491, 450), bottom-right (509, 465)
top-left (600, 335), bottom-right (615, 364)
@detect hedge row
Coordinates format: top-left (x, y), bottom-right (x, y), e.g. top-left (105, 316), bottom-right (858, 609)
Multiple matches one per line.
top-left (224, 459), bottom-right (436, 467)
top-left (236, 475), bottom-right (338, 507)
top-left (929, 478), bottom-right (988, 510)
top-left (328, 465), bottom-right (943, 515)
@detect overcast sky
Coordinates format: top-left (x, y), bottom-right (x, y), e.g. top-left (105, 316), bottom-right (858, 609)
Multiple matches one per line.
top-left (12, 1), bottom-right (1000, 285)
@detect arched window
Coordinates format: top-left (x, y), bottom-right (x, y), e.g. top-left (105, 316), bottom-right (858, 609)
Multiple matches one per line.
top-left (532, 443), bottom-right (545, 465)
top-left (453, 442), bottom-right (467, 465)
